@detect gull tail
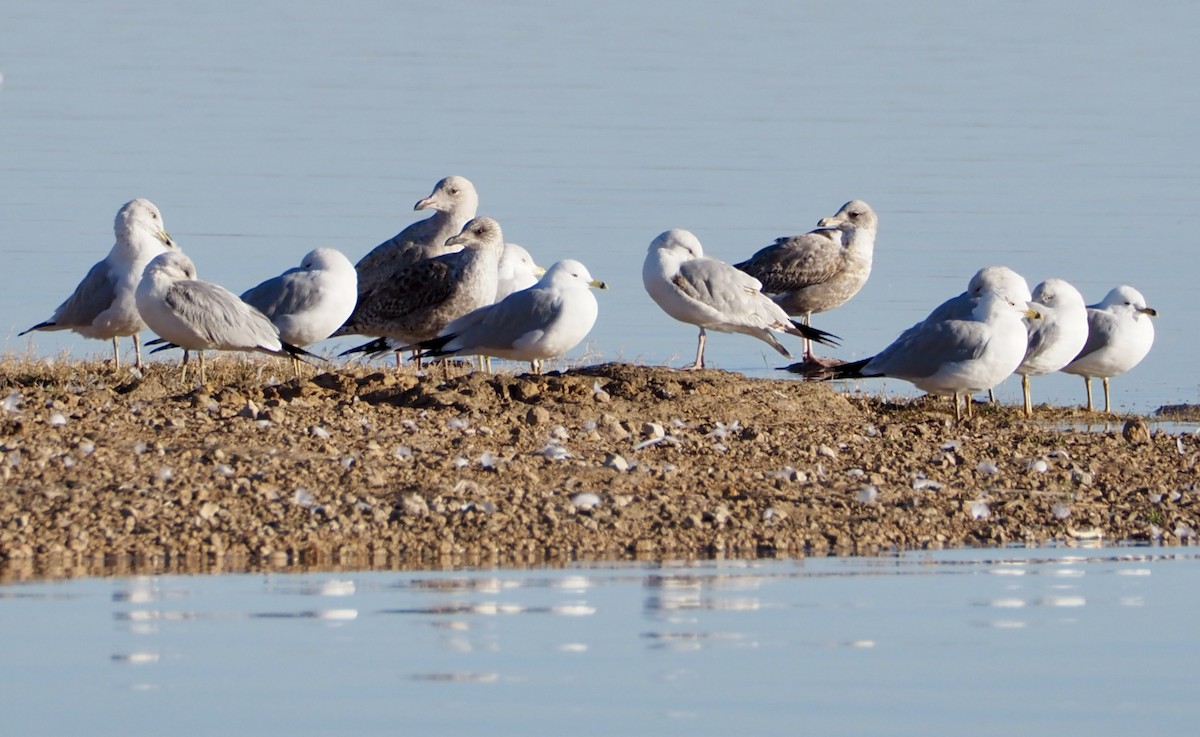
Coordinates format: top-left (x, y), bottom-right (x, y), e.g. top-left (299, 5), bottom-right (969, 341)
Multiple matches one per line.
top-left (789, 321), bottom-right (840, 347)
top-left (783, 356), bottom-right (871, 379)
top-left (412, 334), bottom-right (456, 359)
top-left (18, 321), bottom-right (56, 336)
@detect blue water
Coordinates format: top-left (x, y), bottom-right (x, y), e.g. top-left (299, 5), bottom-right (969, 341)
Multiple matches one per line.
top-left (1, 548), bottom-right (1196, 736)
top-left (1, 1), bottom-right (1198, 413)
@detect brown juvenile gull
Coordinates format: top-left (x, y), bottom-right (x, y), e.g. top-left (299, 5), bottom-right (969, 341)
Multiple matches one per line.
top-left (736, 199), bottom-right (877, 369)
top-left (20, 198), bottom-right (175, 370)
top-left (337, 175), bottom-right (479, 336)
top-left (1060, 285), bottom-right (1157, 413)
top-left (135, 252), bottom-right (315, 384)
top-left (642, 228), bottom-right (838, 370)
top-left (340, 216), bottom-right (505, 359)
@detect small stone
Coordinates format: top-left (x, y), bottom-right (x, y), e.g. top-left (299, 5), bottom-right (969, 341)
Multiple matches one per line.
top-left (238, 401), bottom-right (259, 419)
top-left (526, 406), bottom-right (551, 426)
top-left (641, 422), bottom-right (665, 439)
top-left (603, 453), bottom-right (630, 472)
top-left (199, 502), bottom-right (219, 520)
top-left (1122, 417), bottom-right (1151, 446)
top-left (570, 492), bottom-right (602, 511)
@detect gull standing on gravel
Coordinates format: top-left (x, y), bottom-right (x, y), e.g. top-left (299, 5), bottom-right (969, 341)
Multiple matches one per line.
top-left (495, 243), bottom-right (545, 302)
top-left (385, 259), bottom-right (606, 374)
top-left (1060, 285), bottom-right (1157, 413)
top-left (1015, 278), bottom-right (1088, 416)
top-left (136, 251), bottom-right (314, 384)
top-left (348, 176), bottom-right (478, 301)
top-left (642, 228), bottom-right (838, 370)
top-left (736, 199), bottom-right (878, 369)
top-left (820, 292), bottom-right (1041, 420)
top-left (19, 199), bottom-right (175, 370)
top-left (240, 248), bottom-right (358, 347)
top-left (238, 248), bottom-right (358, 372)
top-left (339, 216), bottom-right (505, 359)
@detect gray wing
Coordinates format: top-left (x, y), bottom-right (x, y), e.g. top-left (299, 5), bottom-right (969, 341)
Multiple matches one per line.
top-left (240, 269), bottom-right (323, 320)
top-left (45, 259), bottom-right (118, 328)
top-left (867, 319), bottom-right (990, 379)
top-left (675, 258), bottom-right (764, 316)
top-left (734, 229), bottom-right (846, 292)
top-left (447, 288), bottom-right (562, 349)
top-left (1070, 308), bottom-right (1118, 363)
top-left (165, 280), bottom-right (278, 349)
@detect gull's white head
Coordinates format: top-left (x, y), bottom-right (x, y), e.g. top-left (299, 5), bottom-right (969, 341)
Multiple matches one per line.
top-left (415, 175), bottom-right (479, 216)
top-left (300, 247), bottom-right (355, 274)
top-left (144, 250), bottom-right (196, 281)
top-left (1097, 285), bottom-right (1157, 318)
top-left (649, 229), bottom-right (704, 260)
top-left (542, 259), bottom-right (607, 290)
top-left (116, 198), bottom-right (174, 248)
top-left (1030, 278), bottom-right (1085, 311)
top-left (968, 265), bottom-right (1031, 303)
top-left (817, 199), bottom-right (878, 233)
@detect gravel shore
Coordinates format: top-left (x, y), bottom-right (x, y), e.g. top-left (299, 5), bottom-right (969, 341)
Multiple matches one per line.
top-left (1, 358), bottom-right (1197, 581)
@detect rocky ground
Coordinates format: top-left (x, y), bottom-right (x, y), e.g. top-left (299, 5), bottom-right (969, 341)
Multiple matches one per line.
top-left (1, 357), bottom-right (1198, 582)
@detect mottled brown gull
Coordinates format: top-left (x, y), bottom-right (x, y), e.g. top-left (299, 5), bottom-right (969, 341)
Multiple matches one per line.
top-left (19, 199), bottom-right (175, 369)
top-left (347, 175), bottom-right (478, 305)
top-left (642, 228), bottom-right (838, 370)
top-left (339, 216), bottom-right (505, 359)
top-left (735, 199), bottom-right (877, 368)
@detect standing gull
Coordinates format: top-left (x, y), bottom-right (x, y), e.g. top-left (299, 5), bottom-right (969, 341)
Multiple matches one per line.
top-left (736, 199), bottom-right (878, 369)
top-left (1015, 278), bottom-right (1088, 416)
top-left (339, 216), bottom-right (505, 358)
top-left (1060, 285), bottom-right (1157, 413)
top-left (642, 229), bottom-right (838, 370)
top-left (20, 198), bottom-right (175, 369)
top-left (136, 251), bottom-right (313, 384)
top-left (386, 259), bottom-right (606, 374)
top-left (820, 293), bottom-right (1041, 421)
top-left (350, 175), bottom-right (478, 299)
top-left (239, 248), bottom-right (358, 372)
top-left (495, 243), bottom-right (545, 302)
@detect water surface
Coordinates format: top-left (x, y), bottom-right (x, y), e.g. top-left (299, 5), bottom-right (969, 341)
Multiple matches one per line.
top-left (2, 548), bottom-right (1196, 736)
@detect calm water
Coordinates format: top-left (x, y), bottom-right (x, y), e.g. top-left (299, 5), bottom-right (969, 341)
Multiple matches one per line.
top-left (1, 2), bottom-right (1198, 413)
top-left (1, 548), bottom-right (1197, 736)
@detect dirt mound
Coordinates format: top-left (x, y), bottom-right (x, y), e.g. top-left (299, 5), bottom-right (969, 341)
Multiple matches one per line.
top-left (1, 359), bottom-right (1197, 581)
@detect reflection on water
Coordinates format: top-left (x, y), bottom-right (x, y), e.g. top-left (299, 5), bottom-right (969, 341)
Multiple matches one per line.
top-left (4, 549), bottom-right (1200, 736)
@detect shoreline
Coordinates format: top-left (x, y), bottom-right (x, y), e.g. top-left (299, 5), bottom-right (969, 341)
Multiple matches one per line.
top-left (2, 358), bottom-right (1197, 582)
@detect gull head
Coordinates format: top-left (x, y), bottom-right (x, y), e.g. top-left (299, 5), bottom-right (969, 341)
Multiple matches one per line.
top-left (1031, 278), bottom-right (1085, 311)
top-left (817, 199), bottom-right (877, 232)
top-left (543, 259), bottom-right (607, 290)
top-left (1099, 285), bottom-right (1157, 318)
top-left (648, 229), bottom-right (704, 260)
top-left (144, 250), bottom-right (197, 282)
top-left (446, 215), bottom-right (504, 251)
top-left (300, 247), bottom-right (355, 274)
top-left (117, 198), bottom-right (174, 249)
top-left (415, 175), bottom-right (478, 215)
top-left (967, 265), bottom-right (1031, 303)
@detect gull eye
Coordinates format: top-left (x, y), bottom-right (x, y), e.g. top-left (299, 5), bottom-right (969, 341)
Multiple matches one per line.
top-left (449, 188), bottom-right (459, 195)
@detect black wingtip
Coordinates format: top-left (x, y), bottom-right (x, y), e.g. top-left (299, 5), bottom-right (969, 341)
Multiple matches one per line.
top-left (790, 320), bottom-right (841, 347)
top-left (282, 342), bottom-right (325, 363)
top-left (17, 321), bottom-right (54, 336)
top-left (413, 334), bottom-right (456, 359)
top-left (338, 337), bottom-right (392, 358)
top-left (149, 341), bottom-right (180, 355)
top-left (781, 356), bottom-right (871, 380)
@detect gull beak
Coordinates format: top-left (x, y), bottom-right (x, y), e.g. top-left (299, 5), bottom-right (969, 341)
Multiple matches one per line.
top-left (589, 279), bottom-right (609, 290)
top-left (445, 233), bottom-right (466, 247)
top-left (414, 195), bottom-right (440, 212)
top-left (817, 215), bottom-right (843, 227)
top-left (1024, 307), bottom-right (1043, 320)
top-left (157, 230), bottom-right (175, 248)
top-left (533, 264), bottom-right (548, 278)
top-left (1139, 306), bottom-right (1158, 317)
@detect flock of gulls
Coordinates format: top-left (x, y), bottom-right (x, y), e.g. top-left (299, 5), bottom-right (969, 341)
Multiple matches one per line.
top-left (17, 176), bottom-right (1156, 419)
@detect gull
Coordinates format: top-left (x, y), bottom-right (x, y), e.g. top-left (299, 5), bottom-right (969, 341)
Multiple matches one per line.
top-left (238, 248), bottom-right (358, 372)
top-left (351, 175), bottom-right (478, 297)
top-left (820, 292), bottom-right (1041, 420)
top-left (19, 199), bottom-right (175, 369)
top-left (1060, 285), bottom-right (1157, 413)
top-left (735, 199), bottom-right (877, 369)
top-left (381, 259), bottom-right (606, 374)
top-left (642, 228), bottom-right (838, 370)
top-left (495, 243), bottom-right (545, 302)
top-left (1015, 278), bottom-right (1088, 416)
top-left (339, 216), bottom-right (505, 359)
top-left (135, 251), bottom-right (314, 384)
